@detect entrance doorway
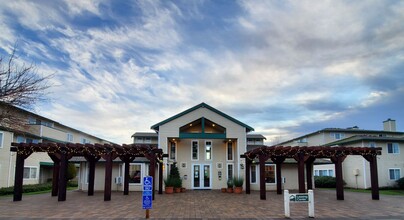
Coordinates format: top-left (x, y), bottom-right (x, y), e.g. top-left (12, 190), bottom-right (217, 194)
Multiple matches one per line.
top-left (192, 164), bottom-right (211, 189)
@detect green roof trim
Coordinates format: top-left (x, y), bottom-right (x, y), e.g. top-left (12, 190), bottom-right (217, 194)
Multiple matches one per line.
top-left (40, 162), bottom-right (54, 166)
top-left (325, 135), bottom-right (404, 146)
top-left (179, 133), bottom-right (226, 139)
top-left (150, 102), bottom-right (254, 132)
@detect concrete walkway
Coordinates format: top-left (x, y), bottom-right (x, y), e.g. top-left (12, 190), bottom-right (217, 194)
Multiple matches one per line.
top-left (0, 189), bottom-right (403, 219)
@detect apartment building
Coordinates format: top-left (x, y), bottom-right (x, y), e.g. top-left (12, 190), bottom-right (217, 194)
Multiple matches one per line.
top-left (0, 104), bottom-right (110, 188)
top-left (278, 119), bottom-right (404, 188)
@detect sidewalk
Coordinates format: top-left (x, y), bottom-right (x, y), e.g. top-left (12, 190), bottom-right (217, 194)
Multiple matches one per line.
top-left (0, 189), bottom-right (403, 219)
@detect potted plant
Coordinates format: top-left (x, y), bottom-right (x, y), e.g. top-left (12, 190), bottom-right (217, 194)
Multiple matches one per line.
top-left (221, 187), bottom-right (227, 193)
top-left (164, 177), bottom-right (174, 194)
top-left (173, 178), bottom-right (182, 193)
top-left (233, 177), bottom-right (244, 194)
top-left (227, 178), bottom-right (234, 193)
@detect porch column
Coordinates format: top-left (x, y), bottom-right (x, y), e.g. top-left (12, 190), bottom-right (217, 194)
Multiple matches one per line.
top-left (58, 151), bottom-right (68, 202)
top-left (158, 161), bottom-right (163, 194)
top-left (306, 157), bottom-right (315, 190)
top-left (294, 152), bottom-right (306, 193)
top-left (271, 156), bottom-right (285, 194)
top-left (259, 154), bottom-right (267, 200)
top-left (245, 158), bottom-right (251, 194)
top-left (331, 156), bottom-right (346, 200)
top-left (364, 155), bottom-right (380, 200)
top-left (13, 151), bottom-right (32, 201)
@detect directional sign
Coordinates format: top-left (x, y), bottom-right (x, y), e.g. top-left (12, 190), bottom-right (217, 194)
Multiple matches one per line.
top-left (289, 193), bottom-right (309, 202)
top-left (142, 176), bottom-right (153, 210)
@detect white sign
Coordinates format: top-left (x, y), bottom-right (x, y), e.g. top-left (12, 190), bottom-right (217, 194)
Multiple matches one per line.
top-left (284, 190), bottom-right (314, 218)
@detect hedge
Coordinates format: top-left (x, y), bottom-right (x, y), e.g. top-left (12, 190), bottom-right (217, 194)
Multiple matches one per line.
top-left (397, 177), bottom-right (404, 189)
top-left (0, 181), bottom-right (78, 196)
top-left (314, 176), bottom-right (338, 188)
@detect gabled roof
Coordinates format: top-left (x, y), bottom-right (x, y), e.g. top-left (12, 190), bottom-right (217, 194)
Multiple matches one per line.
top-left (131, 132), bottom-right (158, 138)
top-left (325, 135), bottom-right (404, 146)
top-left (150, 102), bottom-right (254, 132)
top-left (277, 127), bottom-right (404, 145)
top-left (247, 134), bottom-right (267, 140)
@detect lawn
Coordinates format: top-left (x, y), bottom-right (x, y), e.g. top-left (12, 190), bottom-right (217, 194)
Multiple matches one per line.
top-left (319, 188), bottom-right (404, 196)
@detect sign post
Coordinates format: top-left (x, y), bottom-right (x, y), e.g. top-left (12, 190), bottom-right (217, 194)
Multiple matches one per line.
top-left (284, 190), bottom-right (314, 218)
top-left (142, 176), bottom-right (153, 219)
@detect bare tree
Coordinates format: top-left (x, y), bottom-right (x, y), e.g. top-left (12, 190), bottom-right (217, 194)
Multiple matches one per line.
top-left (0, 47), bottom-right (52, 130)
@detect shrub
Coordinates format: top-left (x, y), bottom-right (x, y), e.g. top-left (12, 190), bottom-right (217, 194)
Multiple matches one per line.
top-left (315, 176), bottom-right (338, 188)
top-left (396, 177), bottom-right (404, 189)
top-left (173, 178), bottom-right (182, 188)
top-left (227, 178), bottom-right (234, 188)
top-left (233, 177), bottom-right (244, 187)
top-left (164, 177), bottom-right (175, 187)
top-left (66, 163), bottom-right (77, 181)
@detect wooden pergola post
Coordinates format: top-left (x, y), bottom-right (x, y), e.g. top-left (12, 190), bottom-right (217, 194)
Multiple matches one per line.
top-left (259, 154), bottom-right (267, 200)
top-left (331, 155), bottom-right (346, 200)
top-left (271, 156), bottom-right (285, 194)
top-left (48, 153), bottom-right (60, 197)
top-left (103, 152), bottom-right (114, 201)
top-left (13, 151), bottom-right (32, 201)
top-left (58, 151), bottom-right (68, 201)
top-left (84, 155), bottom-right (100, 196)
top-left (294, 152), bottom-right (306, 193)
top-left (306, 157), bottom-right (315, 190)
top-left (149, 158), bottom-right (156, 200)
top-left (158, 161), bottom-right (163, 194)
top-left (245, 158), bottom-right (251, 194)
top-left (119, 155), bottom-right (135, 195)
top-left (364, 154), bottom-right (380, 200)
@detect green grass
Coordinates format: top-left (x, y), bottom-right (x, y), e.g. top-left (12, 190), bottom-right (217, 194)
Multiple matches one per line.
top-left (319, 188), bottom-right (404, 196)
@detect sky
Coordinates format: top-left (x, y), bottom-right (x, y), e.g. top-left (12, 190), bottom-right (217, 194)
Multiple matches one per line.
top-left (0, 0), bottom-right (403, 145)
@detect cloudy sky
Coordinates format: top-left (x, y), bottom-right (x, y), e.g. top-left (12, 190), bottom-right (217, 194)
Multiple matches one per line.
top-left (0, 0), bottom-right (403, 144)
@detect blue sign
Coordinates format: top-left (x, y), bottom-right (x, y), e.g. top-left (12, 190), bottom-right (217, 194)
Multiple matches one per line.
top-left (142, 176), bottom-right (153, 209)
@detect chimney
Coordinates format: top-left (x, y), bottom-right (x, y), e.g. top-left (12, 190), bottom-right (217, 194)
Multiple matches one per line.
top-left (383, 118), bottom-right (396, 132)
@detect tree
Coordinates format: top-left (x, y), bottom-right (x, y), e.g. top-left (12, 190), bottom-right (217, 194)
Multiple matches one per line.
top-left (0, 46), bottom-right (52, 129)
top-left (66, 163), bottom-right (77, 181)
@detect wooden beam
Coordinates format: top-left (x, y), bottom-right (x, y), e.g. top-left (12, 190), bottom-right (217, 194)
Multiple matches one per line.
top-left (271, 156), bottom-right (285, 194)
top-left (364, 155), bottom-right (380, 200)
top-left (306, 157), bottom-right (315, 190)
top-left (331, 156), bottom-right (346, 200)
top-left (104, 153), bottom-right (113, 201)
top-left (295, 152), bottom-right (306, 193)
top-left (158, 161), bottom-right (163, 194)
top-left (13, 153), bottom-right (26, 201)
top-left (149, 157), bottom-right (156, 200)
top-left (88, 158), bottom-right (97, 196)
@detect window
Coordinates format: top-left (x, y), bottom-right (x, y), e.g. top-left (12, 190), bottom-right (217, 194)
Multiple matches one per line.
top-left (129, 164), bottom-right (142, 184)
top-left (205, 141), bottom-right (212, 160)
top-left (81, 138), bottom-right (90, 144)
top-left (23, 167), bottom-right (37, 179)
top-left (251, 165), bottom-right (257, 184)
top-left (169, 142), bottom-right (176, 160)
top-left (387, 143), bottom-right (399, 154)
top-left (191, 141), bottom-right (198, 160)
top-left (25, 138), bottom-right (39, 144)
top-left (0, 132), bottom-right (3, 148)
top-left (67, 133), bottom-right (74, 142)
top-left (145, 137), bottom-right (151, 143)
top-left (265, 164), bottom-right (276, 183)
top-left (227, 142), bottom-right (233, 161)
top-left (331, 133), bottom-right (345, 140)
top-left (314, 169), bottom-right (335, 177)
top-left (135, 137), bottom-right (143, 143)
top-left (369, 142), bottom-right (376, 148)
top-left (28, 117), bottom-right (37, 124)
top-left (227, 163), bottom-right (234, 181)
top-left (389, 168), bottom-right (400, 180)
top-left (16, 136), bottom-right (25, 143)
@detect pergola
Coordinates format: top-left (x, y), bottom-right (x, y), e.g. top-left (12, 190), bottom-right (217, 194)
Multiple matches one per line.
top-left (10, 142), bottom-right (164, 202)
top-left (241, 146), bottom-right (382, 200)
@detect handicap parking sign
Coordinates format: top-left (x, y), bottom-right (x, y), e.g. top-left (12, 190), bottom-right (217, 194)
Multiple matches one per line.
top-left (142, 176), bottom-right (153, 210)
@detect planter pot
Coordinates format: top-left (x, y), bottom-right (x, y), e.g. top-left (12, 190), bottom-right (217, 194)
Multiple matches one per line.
top-left (227, 188), bottom-right (233, 193)
top-left (174, 187), bottom-right (181, 193)
top-left (234, 187), bottom-right (243, 194)
top-left (221, 188), bottom-right (227, 193)
top-left (181, 187), bottom-right (186, 192)
top-left (165, 186), bottom-right (174, 194)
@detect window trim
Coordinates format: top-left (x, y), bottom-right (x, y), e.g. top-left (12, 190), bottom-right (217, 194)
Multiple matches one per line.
top-left (227, 142), bottom-right (233, 161)
top-left (250, 164), bottom-right (257, 184)
top-left (191, 140), bottom-right (199, 161)
top-left (0, 131), bottom-right (4, 148)
top-left (389, 168), bottom-right (401, 180)
top-left (144, 137), bottom-right (152, 143)
top-left (387, 143), bottom-right (400, 154)
top-left (226, 163), bottom-right (234, 181)
top-left (67, 133), bottom-right (74, 142)
top-left (128, 163), bottom-right (144, 185)
top-left (264, 164), bottom-right (276, 185)
top-left (23, 166), bottom-right (38, 180)
top-left (169, 141), bottom-right (177, 161)
top-left (205, 140), bottom-right (212, 161)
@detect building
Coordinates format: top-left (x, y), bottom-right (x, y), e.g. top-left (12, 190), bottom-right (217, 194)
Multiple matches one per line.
top-left (278, 119), bottom-right (404, 189)
top-left (77, 102), bottom-right (304, 192)
top-left (0, 104), bottom-right (110, 188)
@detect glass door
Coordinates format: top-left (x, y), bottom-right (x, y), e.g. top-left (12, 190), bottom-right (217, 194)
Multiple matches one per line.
top-left (192, 164), bottom-right (211, 189)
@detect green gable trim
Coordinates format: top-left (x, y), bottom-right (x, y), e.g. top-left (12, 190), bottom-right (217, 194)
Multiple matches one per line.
top-left (40, 162), bottom-right (54, 166)
top-left (179, 133), bottom-right (226, 139)
top-left (151, 102), bottom-right (254, 132)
